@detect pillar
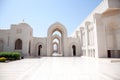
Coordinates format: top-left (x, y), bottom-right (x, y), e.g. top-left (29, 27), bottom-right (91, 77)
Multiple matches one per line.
top-left (94, 13), bottom-right (107, 58)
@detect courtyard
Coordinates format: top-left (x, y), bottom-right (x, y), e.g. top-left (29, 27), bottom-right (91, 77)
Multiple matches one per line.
top-left (0, 57), bottom-right (120, 80)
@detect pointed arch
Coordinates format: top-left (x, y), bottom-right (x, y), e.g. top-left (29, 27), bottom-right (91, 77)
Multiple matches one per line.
top-left (47, 22), bottom-right (67, 37)
top-left (72, 45), bottom-right (76, 56)
top-left (15, 39), bottom-right (22, 50)
top-left (70, 42), bottom-right (80, 56)
top-left (47, 22), bottom-right (67, 56)
top-left (38, 45), bottom-right (42, 56)
top-left (0, 40), bottom-right (4, 51)
top-left (53, 42), bottom-right (58, 53)
top-left (29, 41), bottom-right (31, 56)
top-left (36, 42), bottom-right (45, 56)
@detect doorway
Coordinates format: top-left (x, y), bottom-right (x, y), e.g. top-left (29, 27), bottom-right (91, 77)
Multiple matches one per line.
top-left (38, 45), bottom-right (42, 56)
top-left (0, 40), bottom-right (3, 51)
top-left (72, 45), bottom-right (76, 56)
top-left (107, 50), bottom-right (111, 58)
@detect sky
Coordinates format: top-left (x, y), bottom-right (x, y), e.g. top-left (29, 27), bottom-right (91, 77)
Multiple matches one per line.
top-left (0, 0), bottom-right (102, 37)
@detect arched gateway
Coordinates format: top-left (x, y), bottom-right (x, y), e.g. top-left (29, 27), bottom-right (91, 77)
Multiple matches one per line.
top-left (0, 0), bottom-right (119, 58)
top-left (0, 21), bottom-right (81, 57)
top-left (47, 22), bottom-right (67, 56)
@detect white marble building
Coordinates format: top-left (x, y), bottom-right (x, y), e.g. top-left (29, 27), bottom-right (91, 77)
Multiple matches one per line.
top-left (0, 22), bottom-right (81, 57)
top-left (0, 0), bottom-right (120, 58)
top-left (73, 0), bottom-right (120, 58)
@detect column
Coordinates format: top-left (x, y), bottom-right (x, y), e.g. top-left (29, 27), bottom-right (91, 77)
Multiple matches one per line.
top-left (94, 13), bottom-right (107, 58)
top-left (85, 24), bottom-right (89, 57)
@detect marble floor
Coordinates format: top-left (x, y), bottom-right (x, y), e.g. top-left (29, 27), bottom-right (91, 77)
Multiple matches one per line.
top-left (0, 57), bottom-right (120, 80)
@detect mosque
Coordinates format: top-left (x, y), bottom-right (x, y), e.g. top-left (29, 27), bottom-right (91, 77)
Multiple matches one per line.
top-left (0, 0), bottom-right (120, 58)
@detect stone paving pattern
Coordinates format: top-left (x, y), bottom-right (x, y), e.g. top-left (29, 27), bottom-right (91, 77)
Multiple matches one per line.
top-left (0, 57), bottom-right (120, 80)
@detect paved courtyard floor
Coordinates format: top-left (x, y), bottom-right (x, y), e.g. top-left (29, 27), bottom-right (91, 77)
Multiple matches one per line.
top-left (0, 57), bottom-right (120, 80)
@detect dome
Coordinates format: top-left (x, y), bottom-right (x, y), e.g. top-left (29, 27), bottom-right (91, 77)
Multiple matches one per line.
top-left (18, 20), bottom-right (32, 29)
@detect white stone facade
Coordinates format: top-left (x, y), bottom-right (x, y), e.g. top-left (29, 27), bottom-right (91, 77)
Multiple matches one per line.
top-left (0, 22), bottom-right (81, 57)
top-left (0, 0), bottom-right (120, 58)
top-left (73, 0), bottom-right (120, 58)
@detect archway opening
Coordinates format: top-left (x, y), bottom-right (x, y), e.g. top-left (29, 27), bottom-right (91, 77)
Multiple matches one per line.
top-left (38, 45), bottom-right (42, 56)
top-left (29, 41), bottom-right (31, 56)
top-left (47, 23), bottom-right (67, 56)
top-left (53, 38), bottom-right (59, 43)
top-left (53, 43), bottom-right (58, 53)
top-left (0, 40), bottom-right (3, 51)
top-left (72, 45), bottom-right (76, 56)
top-left (52, 38), bottom-right (61, 56)
top-left (15, 39), bottom-right (22, 50)
top-left (52, 30), bottom-right (62, 56)
top-left (52, 30), bottom-right (61, 37)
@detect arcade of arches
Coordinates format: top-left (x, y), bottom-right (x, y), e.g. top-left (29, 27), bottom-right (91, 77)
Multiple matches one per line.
top-left (0, 0), bottom-right (120, 58)
top-left (0, 22), bottom-right (80, 57)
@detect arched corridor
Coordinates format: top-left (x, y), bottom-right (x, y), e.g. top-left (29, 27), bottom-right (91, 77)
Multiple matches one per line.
top-left (47, 22), bottom-right (67, 56)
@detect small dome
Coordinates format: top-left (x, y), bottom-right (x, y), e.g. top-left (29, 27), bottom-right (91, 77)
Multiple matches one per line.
top-left (19, 22), bottom-right (30, 26)
top-left (18, 20), bottom-right (31, 28)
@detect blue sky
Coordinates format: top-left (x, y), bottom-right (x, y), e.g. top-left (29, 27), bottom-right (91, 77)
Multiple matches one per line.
top-left (0, 0), bottom-right (102, 37)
